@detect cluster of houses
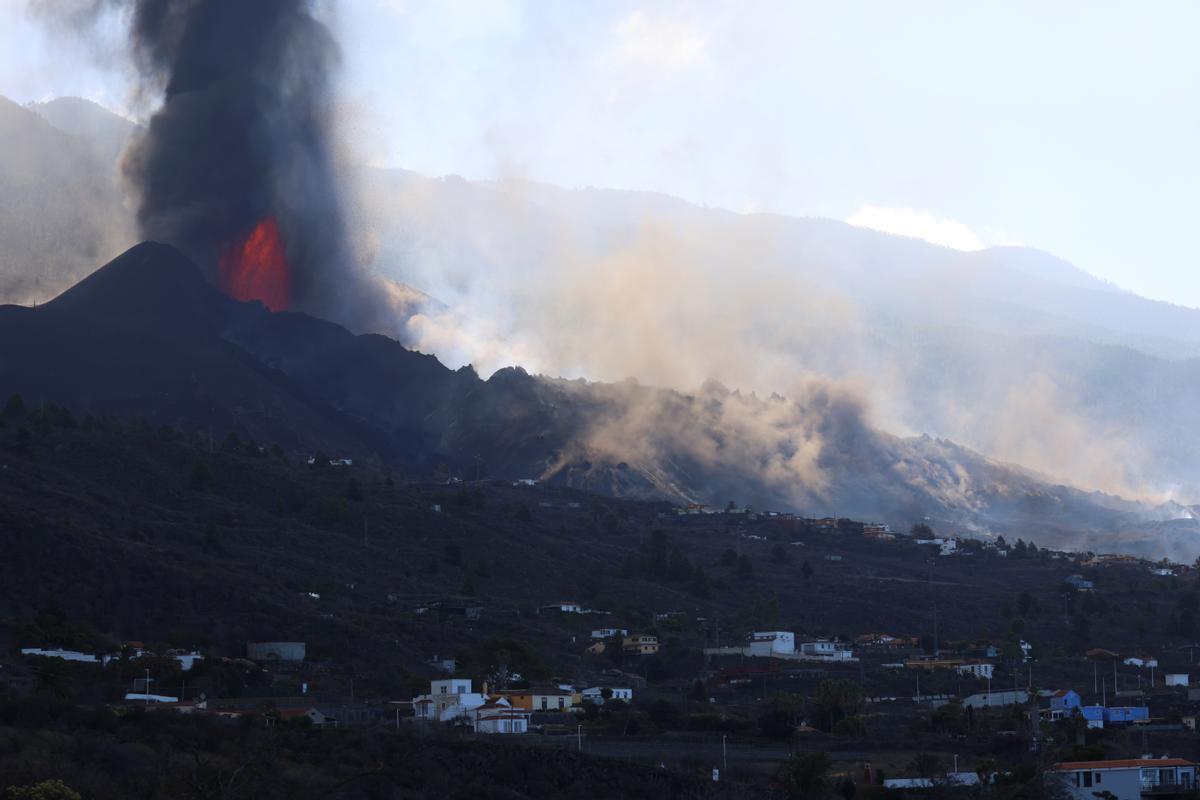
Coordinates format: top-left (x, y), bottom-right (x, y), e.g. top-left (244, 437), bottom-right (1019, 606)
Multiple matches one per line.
top-left (584, 627), bottom-right (660, 657)
top-left (1046, 757), bottom-right (1196, 800)
top-left (1043, 689), bottom-right (1151, 729)
top-left (20, 643), bottom-right (205, 672)
top-left (704, 631), bottom-right (857, 662)
top-left (411, 677), bottom-right (632, 734)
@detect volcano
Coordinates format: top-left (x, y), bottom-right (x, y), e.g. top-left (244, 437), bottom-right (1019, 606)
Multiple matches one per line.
top-left (0, 242), bottom-right (1192, 558)
top-left (217, 216), bottom-right (291, 311)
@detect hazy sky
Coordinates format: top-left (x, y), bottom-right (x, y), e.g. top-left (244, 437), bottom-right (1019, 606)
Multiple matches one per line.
top-left (3, 0), bottom-right (1199, 307)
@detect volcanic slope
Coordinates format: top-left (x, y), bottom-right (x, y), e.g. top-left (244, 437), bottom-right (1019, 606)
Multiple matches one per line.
top-left (0, 243), bottom-right (1189, 554)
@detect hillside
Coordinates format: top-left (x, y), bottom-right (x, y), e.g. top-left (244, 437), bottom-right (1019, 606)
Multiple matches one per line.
top-left (7, 95), bottom-right (1200, 510)
top-left (0, 242), bottom-right (1194, 558)
top-left (5, 402), bottom-right (1200, 795)
top-left (0, 96), bottom-right (134, 304)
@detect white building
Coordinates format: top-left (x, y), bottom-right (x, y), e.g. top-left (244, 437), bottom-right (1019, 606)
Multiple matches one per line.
top-left (962, 690), bottom-right (1029, 709)
top-left (473, 698), bottom-right (530, 734)
top-left (124, 693), bottom-right (178, 703)
top-left (541, 602), bottom-right (585, 614)
top-left (748, 631), bottom-right (796, 656)
top-left (591, 628), bottom-right (629, 640)
top-left (413, 678), bottom-right (488, 722)
top-left (1045, 758), bottom-right (1196, 800)
top-left (21, 648), bottom-right (101, 664)
top-left (581, 687), bottom-right (633, 704)
top-left (955, 662), bottom-right (995, 680)
top-left (884, 773), bottom-right (980, 789)
top-left (1167, 673), bottom-right (1190, 687)
top-left (170, 650), bottom-right (205, 671)
top-left (799, 639), bottom-right (854, 661)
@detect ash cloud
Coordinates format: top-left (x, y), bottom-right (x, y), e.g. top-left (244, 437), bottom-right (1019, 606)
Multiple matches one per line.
top-left (354, 173), bottom-right (1195, 508)
top-left (33, 0), bottom-right (412, 333)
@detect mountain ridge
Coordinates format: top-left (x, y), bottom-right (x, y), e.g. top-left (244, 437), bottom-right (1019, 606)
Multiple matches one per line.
top-left (2, 242), bottom-right (1195, 557)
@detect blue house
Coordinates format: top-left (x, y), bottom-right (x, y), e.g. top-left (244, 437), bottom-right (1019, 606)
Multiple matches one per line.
top-left (1064, 575), bottom-right (1095, 591)
top-left (1104, 706), bottom-right (1149, 724)
top-left (1049, 689), bottom-right (1082, 711)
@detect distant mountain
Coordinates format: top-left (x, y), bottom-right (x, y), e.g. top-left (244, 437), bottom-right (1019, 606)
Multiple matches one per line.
top-left (349, 169), bottom-right (1200, 500)
top-left (28, 96), bottom-right (139, 167)
top-left (5, 96), bottom-right (1200, 509)
top-left (0, 96), bottom-right (134, 304)
top-left (2, 243), bottom-right (1194, 557)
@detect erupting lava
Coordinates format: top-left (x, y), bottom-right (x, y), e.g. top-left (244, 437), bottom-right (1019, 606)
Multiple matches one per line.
top-left (217, 217), bottom-right (292, 311)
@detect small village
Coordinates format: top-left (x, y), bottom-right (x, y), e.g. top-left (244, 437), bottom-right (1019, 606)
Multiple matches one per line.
top-left (8, 484), bottom-right (1200, 799)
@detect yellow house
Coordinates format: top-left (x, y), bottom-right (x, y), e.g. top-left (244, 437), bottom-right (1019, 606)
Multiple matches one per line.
top-left (622, 634), bottom-right (659, 656)
top-left (496, 686), bottom-right (577, 712)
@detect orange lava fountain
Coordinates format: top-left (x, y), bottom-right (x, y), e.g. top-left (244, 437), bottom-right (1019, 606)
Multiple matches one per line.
top-left (217, 216), bottom-right (292, 311)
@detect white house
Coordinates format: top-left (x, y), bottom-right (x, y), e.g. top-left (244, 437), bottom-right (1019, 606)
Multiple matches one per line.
top-left (1045, 757), bottom-right (1197, 800)
top-left (21, 648), bottom-right (101, 664)
top-left (124, 693), bottom-right (178, 703)
top-left (473, 698), bottom-right (530, 734)
top-left (1166, 673), bottom-right (1190, 687)
top-left (955, 662), bottom-right (995, 680)
top-left (413, 678), bottom-right (488, 722)
top-left (748, 631), bottom-right (796, 657)
top-left (799, 639), bottom-right (854, 661)
top-left (962, 690), bottom-right (1029, 709)
top-left (541, 602), bottom-right (585, 614)
top-left (591, 628), bottom-right (629, 640)
top-left (581, 687), bottom-right (633, 704)
top-left (884, 773), bottom-right (980, 789)
top-left (170, 650), bottom-right (205, 671)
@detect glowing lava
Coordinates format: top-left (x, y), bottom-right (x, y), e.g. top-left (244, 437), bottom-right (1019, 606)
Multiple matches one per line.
top-left (217, 216), bottom-right (292, 311)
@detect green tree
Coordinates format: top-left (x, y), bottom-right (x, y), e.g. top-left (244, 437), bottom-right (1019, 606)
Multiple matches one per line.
top-left (6, 780), bottom-right (82, 800)
top-left (2, 393), bottom-right (27, 420)
top-left (801, 559), bottom-right (814, 582)
top-left (776, 752), bottom-right (831, 799)
top-left (344, 477), bottom-right (364, 501)
top-left (737, 553), bottom-right (754, 580)
top-left (910, 522), bottom-right (934, 538)
top-left (668, 546), bottom-right (693, 581)
top-left (813, 679), bottom-right (863, 732)
top-left (907, 753), bottom-right (942, 779)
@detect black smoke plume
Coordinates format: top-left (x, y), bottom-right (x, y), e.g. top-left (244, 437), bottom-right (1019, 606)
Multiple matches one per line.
top-left (37, 0), bottom-right (395, 328)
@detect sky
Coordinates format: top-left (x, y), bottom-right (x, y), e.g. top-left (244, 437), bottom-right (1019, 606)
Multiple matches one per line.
top-left (2, 0), bottom-right (1199, 306)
